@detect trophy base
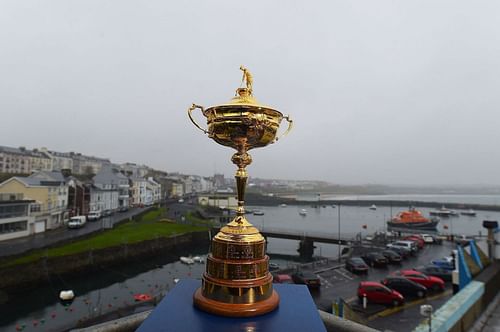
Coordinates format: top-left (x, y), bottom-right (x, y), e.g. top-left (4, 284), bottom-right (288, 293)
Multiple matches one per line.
top-left (193, 288), bottom-right (279, 317)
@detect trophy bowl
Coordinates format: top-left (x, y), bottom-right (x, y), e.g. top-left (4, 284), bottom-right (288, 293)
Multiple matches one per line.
top-left (187, 67), bottom-right (292, 317)
top-left (188, 88), bottom-right (291, 151)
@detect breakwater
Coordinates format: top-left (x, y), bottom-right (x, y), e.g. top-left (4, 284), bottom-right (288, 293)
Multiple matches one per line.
top-left (246, 193), bottom-right (500, 212)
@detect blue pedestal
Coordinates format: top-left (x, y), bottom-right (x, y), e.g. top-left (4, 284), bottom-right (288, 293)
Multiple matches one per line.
top-left (137, 279), bottom-right (326, 332)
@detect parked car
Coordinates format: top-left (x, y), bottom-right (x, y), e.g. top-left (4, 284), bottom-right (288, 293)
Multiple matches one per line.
top-left (87, 211), bottom-right (101, 221)
top-left (381, 250), bottom-right (402, 264)
top-left (381, 276), bottom-right (427, 298)
top-left (357, 281), bottom-right (404, 306)
top-left (361, 252), bottom-right (388, 267)
top-left (455, 235), bottom-right (472, 246)
top-left (403, 236), bottom-right (424, 249)
top-left (346, 257), bottom-right (369, 274)
top-left (269, 263), bottom-right (280, 271)
top-left (387, 246), bottom-right (411, 259)
top-left (118, 206), bottom-right (129, 212)
top-left (273, 274), bottom-right (294, 284)
top-left (387, 241), bottom-right (418, 255)
top-left (67, 216), bottom-right (87, 229)
top-left (430, 256), bottom-right (455, 271)
top-left (392, 270), bottom-right (445, 291)
top-left (103, 209), bottom-right (112, 217)
top-left (414, 265), bottom-right (452, 282)
top-left (421, 234), bottom-right (442, 245)
top-left (291, 271), bottom-right (321, 288)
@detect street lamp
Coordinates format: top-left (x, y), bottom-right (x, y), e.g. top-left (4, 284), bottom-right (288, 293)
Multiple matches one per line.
top-left (338, 203), bottom-right (341, 262)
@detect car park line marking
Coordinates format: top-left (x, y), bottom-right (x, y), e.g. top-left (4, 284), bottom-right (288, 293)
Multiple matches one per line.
top-left (367, 289), bottom-right (452, 321)
top-left (335, 268), bottom-right (354, 280)
top-left (314, 264), bottom-right (344, 274)
top-left (318, 275), bottom-right (332, 288)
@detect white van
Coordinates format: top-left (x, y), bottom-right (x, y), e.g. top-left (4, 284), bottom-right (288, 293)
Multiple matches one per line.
top-left (67, 216), bottom-right (87, 229)
top-left (87, 211), bottom-right (102, 221)
top-left (387, 240), bottom-right (418, 254)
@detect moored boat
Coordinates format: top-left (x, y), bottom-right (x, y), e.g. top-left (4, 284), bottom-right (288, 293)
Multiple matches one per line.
top-left (387, 208), bottom-right (439, 231)
top-left (299, 209), bottom-right (307, 216)
top-left (369, 204), bottom-right (377, 210)
top-left (429, 206), bottom-right (457, 217)
top-left (460, 209), bottom-right (476, 216)
top-left (180, 256), bottom-right (195, 264)
top-left (253, 210), bottom-right (265, 216)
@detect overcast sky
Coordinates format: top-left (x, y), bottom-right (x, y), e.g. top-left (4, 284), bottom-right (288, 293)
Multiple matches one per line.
top-left (1, 1), bottom-right (500, 186)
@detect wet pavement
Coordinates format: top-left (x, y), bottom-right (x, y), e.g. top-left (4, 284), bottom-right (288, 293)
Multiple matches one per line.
top-left (295, 241), bottom-right (455, 331)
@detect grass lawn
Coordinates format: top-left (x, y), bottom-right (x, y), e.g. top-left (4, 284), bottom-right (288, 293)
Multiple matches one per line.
top-left (1, 208), bottom-right (208, 268)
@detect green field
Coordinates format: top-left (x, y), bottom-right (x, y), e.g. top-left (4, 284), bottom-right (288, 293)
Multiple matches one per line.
top-left (0, 208), bottom-right (209, 268)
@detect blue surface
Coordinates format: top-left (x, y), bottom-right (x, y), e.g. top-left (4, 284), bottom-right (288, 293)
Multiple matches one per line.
top-left (137, 279), bottom-right (326, 332)
top-left (469, 240), bottom-right (483, 270)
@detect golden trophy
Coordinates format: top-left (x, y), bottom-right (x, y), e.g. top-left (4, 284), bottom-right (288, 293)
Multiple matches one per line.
top-left (187, 66), bottom-right (293, 317)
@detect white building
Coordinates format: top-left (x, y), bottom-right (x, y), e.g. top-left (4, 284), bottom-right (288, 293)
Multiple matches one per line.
top-left (40, 148), bottom-right (74, 171)
top-left (198, 193), bottom-right (237, 210)
top-left (146, 177), bottom-right (161, 205)
top-left (90, 167), bottom-right (121, 212)
top-left (72, 153), bottom-right (111, 175)
top-left (0, 193), bottom-right (36, 241)
top-left (130, 177), bottom-right (148, 206)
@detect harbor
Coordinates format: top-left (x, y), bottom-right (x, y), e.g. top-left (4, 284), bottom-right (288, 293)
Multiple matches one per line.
top-left (0, 197), bottom-right (498, 331)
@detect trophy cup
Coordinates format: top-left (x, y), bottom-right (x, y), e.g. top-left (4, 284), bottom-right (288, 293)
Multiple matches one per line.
top-left (187, 66), bottom-right (293, 317)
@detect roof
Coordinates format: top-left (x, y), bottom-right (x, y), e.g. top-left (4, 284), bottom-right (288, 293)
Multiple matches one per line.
top-left (0, 145), bottom-right (50, 158)
top-left (93, 167), bottom-right (123, 185)
top-left (1, 171), bottom-right (66, 187)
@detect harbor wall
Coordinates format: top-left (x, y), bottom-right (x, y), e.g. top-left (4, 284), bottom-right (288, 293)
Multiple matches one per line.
top-left (0, 231), bottom-right (210, 292)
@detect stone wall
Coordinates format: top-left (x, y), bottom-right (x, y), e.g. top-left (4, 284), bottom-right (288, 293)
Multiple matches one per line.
top-left (0, 231), bottom-right (210, 291)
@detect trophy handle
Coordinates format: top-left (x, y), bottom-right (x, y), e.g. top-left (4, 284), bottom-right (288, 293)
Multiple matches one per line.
top-left (275, 115), bottom-right (293, 142)
top-left (188, 104), bottom-right (208, 134)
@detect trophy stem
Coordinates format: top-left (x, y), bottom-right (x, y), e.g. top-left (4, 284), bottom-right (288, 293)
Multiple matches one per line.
top-left (231, 149), bottom-right (252, 219)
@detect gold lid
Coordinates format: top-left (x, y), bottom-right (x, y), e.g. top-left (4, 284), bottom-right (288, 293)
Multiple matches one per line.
top-left (206, 66), bottom-right (281, 115)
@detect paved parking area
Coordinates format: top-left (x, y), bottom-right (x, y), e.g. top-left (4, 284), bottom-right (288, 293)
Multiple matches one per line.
top-left (295, 242), bottom-right (456, 331)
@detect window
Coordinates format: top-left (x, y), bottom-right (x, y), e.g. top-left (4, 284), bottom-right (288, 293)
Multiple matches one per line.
top-left (30, 204), bottom-right (41, 213)
top-left (0, 220), bottom-right (28, 234)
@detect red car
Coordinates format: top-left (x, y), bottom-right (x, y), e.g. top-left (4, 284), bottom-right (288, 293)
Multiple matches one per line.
top-left (393, 270), bottom-right (445, 291)
top-left (357, 281), bottom-right (404, 306)
top-left (273, 274), bottom-right (294, 284)
top-left (403, 236), bottom-right (424, 249)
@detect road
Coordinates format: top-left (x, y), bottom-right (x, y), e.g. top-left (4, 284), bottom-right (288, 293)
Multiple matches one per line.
top-left (0, 207), bottom-right (150, 258)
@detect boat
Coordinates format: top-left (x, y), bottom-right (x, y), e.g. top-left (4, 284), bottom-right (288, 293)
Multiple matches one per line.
top-left (387, 208), bottom-right (439, 230)
top-left (299, 209), bottom-right (307, 216)
top-left (134, 293), bottom-right (153, 302)
top-left (369, 204), bottom-right (377, 210)
top-left (253, 210), bottom-right (265, 216)
top-left (280, 204), bottom-right (287, 207)
top-left (460, 209), bottom-right (476, 216)
top-left (59, 290), bottom-right (75, 301)
top-left (180, 256), bottom-right (195, 264)
top-left (429, 206), bottom-right (457, 217)
top-left (193, 256), bottom-right (204, 263)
